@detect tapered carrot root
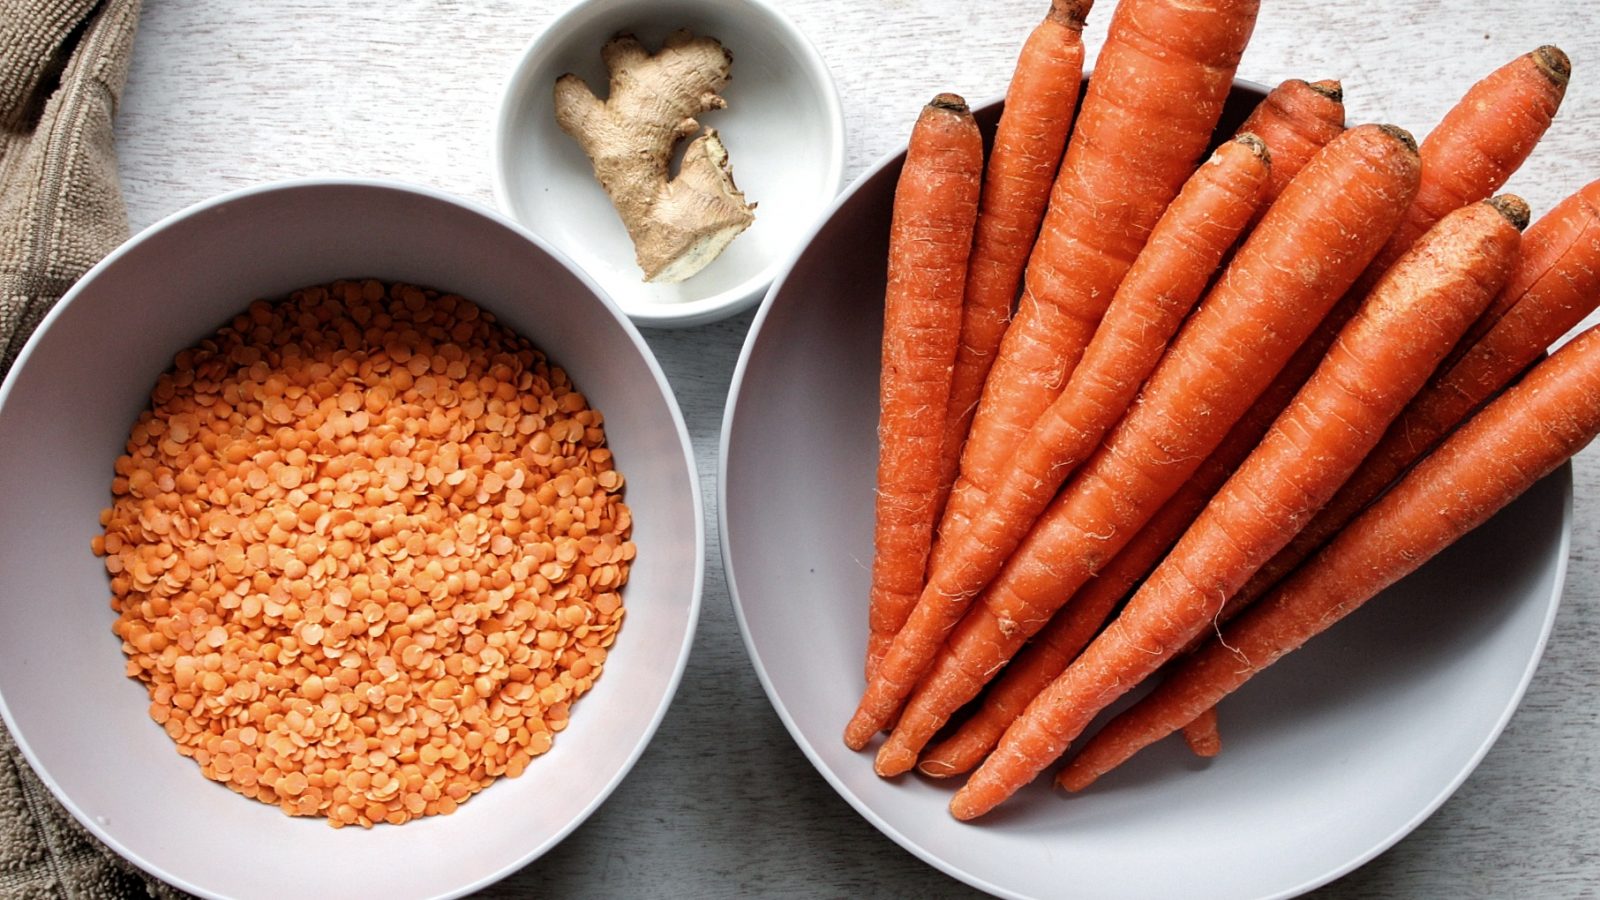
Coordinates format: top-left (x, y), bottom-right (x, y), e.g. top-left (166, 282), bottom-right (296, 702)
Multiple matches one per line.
top-left (1062, 321), bottom-right (1600, 792)
top-left (921, 409), bottom-right (1257, 777)
top-left (1230, 178), bottom-right (1600, 625)
top-left (950, 193), bottom-right (1522, 819)
top-left (862, 125), bottom-right (1421, 773)
top-left (1235, 78), bottom-right (1345, 209)
top-left (933, 1), bottom-right (1092, 545)
top-left (903, 135), bottom-right (1271, 776)
top-left (864, 95), bottom-right (984, 679)
top-left (1181, 707), bottom-right (1222, 757)
top-left (931, 0), bottom-right (1261, 566)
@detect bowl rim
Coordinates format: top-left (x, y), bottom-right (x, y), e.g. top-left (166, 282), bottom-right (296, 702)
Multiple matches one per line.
top-left (0, 176), bottom-right (707, 900)
top-left (489, 0), bottom-right (848, 328)
top-left (716, 84), bottom-right (1573, 899)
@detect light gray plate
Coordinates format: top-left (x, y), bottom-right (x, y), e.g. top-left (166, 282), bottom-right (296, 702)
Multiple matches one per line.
top-left (720, 89), bottom-right (1571, 900)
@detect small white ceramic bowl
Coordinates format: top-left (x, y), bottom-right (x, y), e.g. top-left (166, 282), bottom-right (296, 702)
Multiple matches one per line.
top-left (493, 0), bottom-right (845, 329)
top-left (0, 180), bottom-right (704, 899)
top-left (721, 86), bottom-right (1572, 899)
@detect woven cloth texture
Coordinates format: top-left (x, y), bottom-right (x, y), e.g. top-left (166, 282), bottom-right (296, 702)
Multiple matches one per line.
top-left (0, 0), bottom-right (181, 895)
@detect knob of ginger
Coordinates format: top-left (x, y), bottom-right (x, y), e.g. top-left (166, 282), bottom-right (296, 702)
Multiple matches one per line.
top-left (554, 30), bottom-right (756, 284)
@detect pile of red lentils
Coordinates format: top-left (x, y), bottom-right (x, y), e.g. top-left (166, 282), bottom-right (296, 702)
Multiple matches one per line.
top-left (93, 279), bottom-right (633, 827)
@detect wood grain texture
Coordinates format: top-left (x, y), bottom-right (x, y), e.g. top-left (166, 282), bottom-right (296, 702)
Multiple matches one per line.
top-left (110, 0), bottom-right (1600, 896)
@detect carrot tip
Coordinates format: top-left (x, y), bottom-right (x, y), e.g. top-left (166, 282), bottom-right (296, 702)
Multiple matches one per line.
top-left (949, 792), bottom-right (983, 820)
top-left (929, 92), bottom-right (970, 114)
top-left (1377, 124), bottom-right (1419, 155)
top-left (1056, 768), bottom-right (1092, 793)
top-left (843, 712), bottom-right (876, 750)
top-left (1308, 79), bottom-right (1344, 103)
top-left (1232, 132), bottom-right (1271, 163)
top-left (1534, 45), bottom-right (1571, 86)
top-left (1487, 194), bottom-right (1532, 231)
top-left (874, 742), bottom-right (918, 777)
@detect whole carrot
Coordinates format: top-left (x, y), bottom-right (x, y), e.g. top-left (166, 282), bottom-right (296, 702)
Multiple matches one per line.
top-left (1235, 78), bottom-right (1345, 210)
top-left (1228, 177), bottom-right (1600, 619)
top-left (1062, 321), bottom-right (1600, 792)
top-left (879, 135), bottom-right (1270, 724)
top-left (851, 125), bottom-right (1421, 764)
top-left (950, 195), bottom-right (1525, 818)
top-left (931, 0), bottom-right (1092, 553)
top-left (932, 0), bottom-right (1260, 563)
top-left (864, 95), bottom-right (983, 680)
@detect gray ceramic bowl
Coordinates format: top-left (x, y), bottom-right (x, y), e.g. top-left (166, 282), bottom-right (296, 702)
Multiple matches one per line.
top-left (0, 181), bottom-right (704, 899)
top-left (494, 0), bottom-right (845, 328)
top-left (721, 85), bottom-right (1571, 899)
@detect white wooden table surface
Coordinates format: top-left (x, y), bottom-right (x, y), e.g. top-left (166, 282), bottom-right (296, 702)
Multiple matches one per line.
top-left (114, 1), bottom-right (1600, 896)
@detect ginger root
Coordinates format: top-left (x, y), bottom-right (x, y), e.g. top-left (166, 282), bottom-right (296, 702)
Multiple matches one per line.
top-left (554, 30), bottom-right (756, 284)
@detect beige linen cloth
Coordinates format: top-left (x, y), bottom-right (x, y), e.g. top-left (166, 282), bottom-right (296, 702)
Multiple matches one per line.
top-left (1, 0), bottom-right (180, 895)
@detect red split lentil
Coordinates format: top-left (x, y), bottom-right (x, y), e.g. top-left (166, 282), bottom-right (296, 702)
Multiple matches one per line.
top-left (94, 279), bottom-right (633, 828)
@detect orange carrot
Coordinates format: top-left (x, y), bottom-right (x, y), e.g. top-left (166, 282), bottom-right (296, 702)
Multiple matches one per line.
top-left (1235, 78), bottom-right (1345, 210)
top-left (1061, 321), bottom-right (1600, 792)
top-left (864, 95), bottom-right (983, 680)
top-left (932, 0), bottom-right (1092, 543)
top-left (1228, 177), bottom-right (1600, 621)
top-left (932, 39), bottom-right (1564, 789)
top-left (877, 134), bottom-right (1270, 727)
top-left (950, 194), bottom-right (1524, 818)
top-left (852, 125), bottom-right (1421, 765)
top-left (931, 0), bottom-right (1260, 568)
